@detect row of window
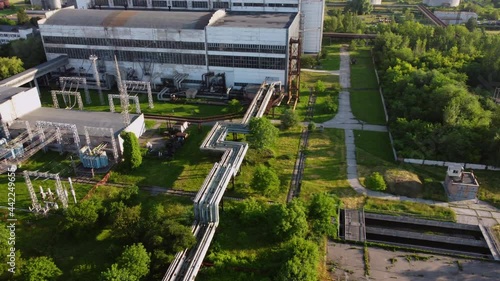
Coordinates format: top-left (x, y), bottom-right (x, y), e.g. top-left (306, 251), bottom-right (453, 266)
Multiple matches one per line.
top-left (43, 36), bottom-right (286, 54)
top-left (45, 47), bottom-right (285, 70)
top-left (93, 0), bottom-right (295, 8)
top-left (43, 36), bottom-right (205, 50)
top-left (207, 43), bottom-right (285, 54)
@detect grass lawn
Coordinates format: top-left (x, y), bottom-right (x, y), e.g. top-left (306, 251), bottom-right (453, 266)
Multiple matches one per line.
top-left (350, 47), bottom-right (379, 90)
top-left (226, 127), bottom-right (302, 202)
top-left (0, 175), bottom-right (94, 209)
top-left (302, 128), bottom-right (364, 207)
top-left (355, 131), bottom-right (449, 202)
top-left (19, 151), bottom-right (80, 177)
top-left (364, 197), bottom-right (456, 222)
top-left (291, 71), bottom-right (340, 123)
top-left (467, 170), bottom-right (500, 209)
top-left (319, 44), bottom-right (341, 70)
top-left (350, 89), bottom-right (386, 125)
top-left (39, 88), bottom-right (229, 117)
top-left (108, 126), bottom-right (219, 189)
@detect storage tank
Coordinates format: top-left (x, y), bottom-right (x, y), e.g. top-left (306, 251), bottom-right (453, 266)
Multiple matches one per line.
top-left (423, 0), bottom-right (460, 7)
top-left (3, 0), bottom-right (9, 8)
top-left (47, 0), bottom-right (62, 9)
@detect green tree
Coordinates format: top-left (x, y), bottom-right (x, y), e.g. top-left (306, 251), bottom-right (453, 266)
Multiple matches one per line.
top-left (248, 117), bottom-right (279, 150)
top-left (251, 164), bottom-right (280, 196)
top-left (22, 257), bottom-right (62, 281)
top-left (63, 199), bottom-right (100, 236)
top-left (121, 131), bottom-right (142, 170)
top-left (101, 243), bottom-right (151, 281)
top-left (113, 204), bottom-right (142, 238)
top-left (9, 37), bottom-right (46, 69)
top-left (300, 56), bottom-right (317, 68)
top-left (228, 99), bottom-right (243, 113)
top-left (465, 17), bottom-right (478, 32)
top-left (276, 237), bottom-right (319, 281)
top-left (280, 109), bottom-right (300, 130)
top-left (346, 0), bottom-right (373, 15)
top-left (308, 193), bottom-right (339, 238)
top-left (271, 200), bottom-right (309, 241)
top-left (365, 172), bottom-right (387, 191)
top-left (17, 8), bottom-right (29, 25)
top-left (314, 80), bottom-right (326, 93)
top-left (0, 224), bottom-right (10, 273)
top-left (0, 18), bottom-right (16, 26)
top-left (0, 57), bottom-right (24, 79)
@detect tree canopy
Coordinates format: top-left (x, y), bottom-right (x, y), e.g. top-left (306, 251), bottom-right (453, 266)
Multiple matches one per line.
top-left (22, 256), bottom-right (62, 281)
top-left (248, 117), bottom-right (279, 150)
top-left (121, 132), bottom-right (142, 170)
top-left (251, 164), bottom-right (281, 196)
top-left (101, 243), bottom-right (151, 281)
top-left (0, 57), bottom-right (24, 80)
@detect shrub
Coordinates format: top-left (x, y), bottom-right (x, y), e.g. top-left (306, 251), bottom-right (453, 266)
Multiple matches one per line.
top-left (365, 172), bottom-right (387, 191)
top-left (280, 109), bottom-right (300, 130)
top-left (308, 122), bottom-right (316, 131)
top-left (301, 56), bottom-right (317, 68)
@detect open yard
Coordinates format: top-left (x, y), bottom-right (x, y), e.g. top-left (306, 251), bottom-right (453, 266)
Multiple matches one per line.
top-left (108, 125), bottom-right (219, 189)
top-left (364, 197), bottom-right (456, 222)
top-left (350, 89), bottom-right (386, 125)
top-left (350, 47), bottom-right (379, 90)
top-left (39, 88), bottom-right (230, 117)
top-left (319, 44), bottom-right (341, 71)
top-left (302, 128), bottom-right (363, 207)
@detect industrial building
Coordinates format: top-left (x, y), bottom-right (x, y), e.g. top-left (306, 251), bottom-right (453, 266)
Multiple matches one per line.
top-left (0, 25), bottom-right (34, 45)
top-left (39, 8), bottom-right (300, 90)
top-left (55, 0), bottom-right (323, 54)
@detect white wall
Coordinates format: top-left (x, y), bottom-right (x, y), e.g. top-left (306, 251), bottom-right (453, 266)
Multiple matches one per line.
top-left (124, 113), bottom-right (145, 138)
top-left (206, 26), bottom-right (287, 45)
top-left (301, 0), bottom-right (324, 53)
top-left (0, 87), bottom-right (41, 124)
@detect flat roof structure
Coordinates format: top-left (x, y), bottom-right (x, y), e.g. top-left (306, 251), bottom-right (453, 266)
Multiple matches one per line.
top-left (210, 13), bottom-right (297, 28)
top-left (43, 9), bottom-right (214, 29)
top-left (0, 87), bottom-right (29, 104)
top-left (15, 107), bottom-right (140, 136)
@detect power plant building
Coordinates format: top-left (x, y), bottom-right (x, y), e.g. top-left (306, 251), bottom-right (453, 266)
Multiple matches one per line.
top-left (65, 0), bottom-right (324, 54)
top-left (39, 8), bottom-right (300, 87)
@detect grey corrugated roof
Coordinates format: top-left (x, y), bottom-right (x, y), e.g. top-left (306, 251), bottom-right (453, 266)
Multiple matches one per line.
top-left (43, 9), bottom-right (214, 30)
top-left (211, 13), bottom-right (297, 29)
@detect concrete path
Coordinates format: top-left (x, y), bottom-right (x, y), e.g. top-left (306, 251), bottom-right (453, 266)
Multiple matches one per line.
top-left (301, 68), bottom-right (340, 76)
top-left (319, 46), bottom-right (500, 227)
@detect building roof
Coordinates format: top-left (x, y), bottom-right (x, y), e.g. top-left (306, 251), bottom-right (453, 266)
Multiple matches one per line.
top-left (0, 87), bottom-right (29, 104)
top-left (0, 25), bottom-right (32, 32)
top-left (16, 107), bottom-right (140, 137)
top-left (211, 13), bottom-right (297, 28)
top-left (44, 9), bottom-right (214, 29)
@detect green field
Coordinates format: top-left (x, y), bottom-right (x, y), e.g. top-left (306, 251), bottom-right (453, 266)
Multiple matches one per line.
top-left (350, 89), bottom-right (386, 125)
top-left (364, 197), bottom-right (456, 222)
top-left (350, 47), bottom-right (379, 90)
top-left (320, 44), bottom-right (341, 71)
top-left (39, 89), bottom-right (230, 117)
top-left (108, 126), bottom-right (219, 189)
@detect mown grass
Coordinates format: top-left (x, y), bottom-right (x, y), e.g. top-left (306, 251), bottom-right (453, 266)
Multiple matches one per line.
top-left (226, 127), bottom-right (302, 202)
top-left (302, 128), bottom-right (363, 207)
top-left (19, 151), bottom-right (80, 177)
top-left (108, 126), bottom-right (219, 189)
top-left (355, 131), bottom-right (448, 202)
top-left (290, 71), bottom-right (340, 123)
top-left (39, 88), bottom-right (229, 117)
top-left (319, 44), bottom-right (341, 70)
top-left (364, 197), bottom-right (456, 222)
top-left (350, 47), bottom-right (379, 90)
top-left (350, 89), bottom-right (386, 125)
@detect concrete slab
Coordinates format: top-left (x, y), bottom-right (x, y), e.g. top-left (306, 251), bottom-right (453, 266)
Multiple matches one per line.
top-left (456, 215), bottom-right (480, 225)
top-left (453, 208), bottom-right (477, 216)
top-left (479, 217), bottom-right (498, 227)
top-left (476, 210), bottom-right (493, 218)
top-left (491, 212), bottom-right (500, 220)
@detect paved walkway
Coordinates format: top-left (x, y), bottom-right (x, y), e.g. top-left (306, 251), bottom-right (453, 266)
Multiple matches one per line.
top-left (320, 46), bottom-right (500, 227)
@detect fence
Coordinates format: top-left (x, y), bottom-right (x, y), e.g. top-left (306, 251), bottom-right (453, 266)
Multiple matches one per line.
top-left (401, 158), bottom-right (500, 171)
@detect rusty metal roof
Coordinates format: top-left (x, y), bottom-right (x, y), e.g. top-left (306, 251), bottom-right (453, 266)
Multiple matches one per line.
top-left (44, 9), bottom-right (214, 30)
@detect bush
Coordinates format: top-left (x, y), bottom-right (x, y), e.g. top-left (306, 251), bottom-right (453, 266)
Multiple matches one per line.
top-left (308, 122), bottom-right (316, 131)
top-left (301, 56), bottom-right (317, 68)
top-left (365, 172), bottom-right (387, 191)
top-left (280, 109), bottom-right (300, 130)
top-left (121, 132), bottom-right (142, 170)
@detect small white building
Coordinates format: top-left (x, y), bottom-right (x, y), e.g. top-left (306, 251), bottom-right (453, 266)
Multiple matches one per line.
top-left (0, 25), bottom-right (34, 45)
top-left (434, 11), bottom-right (478, 25)
top-left (0, 87), bottom-right (40, 124)
top-left (423, 0), bottom-right (460, 7)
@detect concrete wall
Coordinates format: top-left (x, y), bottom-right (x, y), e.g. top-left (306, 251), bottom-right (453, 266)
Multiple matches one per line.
top-left (124, 113), bottom-right (145, 138)
top-left (423, 0), bottom-right (460, 7)
top-left (301, 0), bottom-right (324, 53)
top-left (370, 0), bottom-right (382, 4)
top-left (434, 11), bottom-right (477, 25)
top-left (445, 181), bottom-right (479, 200)
top-left (0, 87), bottom-right (41, 124)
